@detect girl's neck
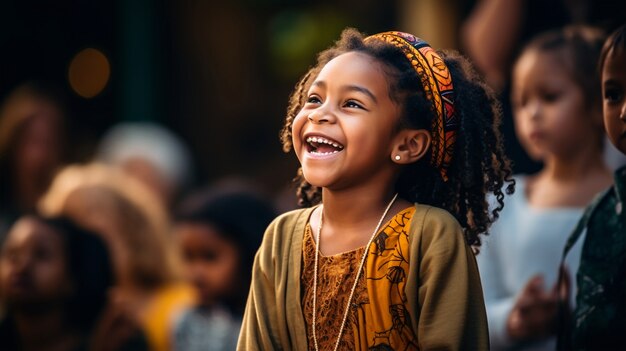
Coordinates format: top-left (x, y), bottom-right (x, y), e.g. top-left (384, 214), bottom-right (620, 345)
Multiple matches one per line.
top-left (541, 145), bottom-right (609, 182)
top-left (311, 187), bottom-right (412, 256)
top-left (13, 307), bottom-right (81, 351)
top-left (320, 187), bottom-right (402, 226)
top-left (526, 145), bottom-right (612, 208)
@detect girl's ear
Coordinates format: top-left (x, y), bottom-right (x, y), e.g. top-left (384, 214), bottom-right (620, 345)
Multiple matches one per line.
top-left (391, 129), bottom-right (431, 164)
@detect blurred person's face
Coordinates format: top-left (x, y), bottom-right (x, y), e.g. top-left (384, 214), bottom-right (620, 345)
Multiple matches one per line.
top-left (602, 48), bottom-right (626, 154)
top-left (512, 50), bottom-right (600, 160)
top-left (13, 100), bottom-right (63, 181)
top-left (0, 217), bottom-right (72, 310)
top-left (175, 222), bottom-right (241, 307)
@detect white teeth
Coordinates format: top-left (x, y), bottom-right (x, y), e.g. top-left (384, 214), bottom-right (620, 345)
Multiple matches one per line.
top-left (310, 150), bottom-right (340, 155)
top-left (305, 136), bottom-right (344, 149)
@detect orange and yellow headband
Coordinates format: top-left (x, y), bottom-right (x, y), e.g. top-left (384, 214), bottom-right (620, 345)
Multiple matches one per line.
top-left (365, 31), bottom-right (457, 181)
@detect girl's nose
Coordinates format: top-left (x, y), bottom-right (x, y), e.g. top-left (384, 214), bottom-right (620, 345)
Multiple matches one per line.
top-left (525, 101), bottom-right (540, 120)
top-left (307, 109), bottom-right (335, 124)
top-left (620, 103), bottom-right (626, 122)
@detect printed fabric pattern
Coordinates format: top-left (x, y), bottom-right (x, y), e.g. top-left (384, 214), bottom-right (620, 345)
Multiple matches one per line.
top-left (302, 207), bottom-right (419, 350)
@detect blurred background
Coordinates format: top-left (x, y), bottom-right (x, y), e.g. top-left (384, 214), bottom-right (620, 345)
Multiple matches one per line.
top-left (2, 0), bottom-right (625, 200)
top-left (0, 0), bottom-right (478, 201)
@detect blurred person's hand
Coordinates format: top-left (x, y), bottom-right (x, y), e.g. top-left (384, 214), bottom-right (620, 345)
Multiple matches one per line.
top-left (506, 270), bottom-right (570, 342)
top-left (89, 288), bottom-right (146, 351)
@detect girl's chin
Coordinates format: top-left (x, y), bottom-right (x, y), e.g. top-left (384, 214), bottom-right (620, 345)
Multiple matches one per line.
top-left (300, 171), bottom-right (332, 188)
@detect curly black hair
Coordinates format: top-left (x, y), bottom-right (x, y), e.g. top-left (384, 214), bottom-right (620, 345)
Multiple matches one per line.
top-left (280, 28), bottom-right (514, 248)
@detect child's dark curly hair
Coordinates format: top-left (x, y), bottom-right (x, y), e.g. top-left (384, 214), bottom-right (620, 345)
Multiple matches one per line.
top-left (280, 28), bottom-right (514, 247)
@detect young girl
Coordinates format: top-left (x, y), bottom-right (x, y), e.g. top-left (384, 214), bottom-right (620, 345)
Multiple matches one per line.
top-left (557, 23), bottom-right (626, 350)
top-left (238, 28), bottom-right (514, 350)
top-left (476, 26), bottom-right (613, 350)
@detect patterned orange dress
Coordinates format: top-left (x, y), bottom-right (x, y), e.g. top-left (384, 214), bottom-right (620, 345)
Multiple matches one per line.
top-left (302, 207), bottom-right (418, 350)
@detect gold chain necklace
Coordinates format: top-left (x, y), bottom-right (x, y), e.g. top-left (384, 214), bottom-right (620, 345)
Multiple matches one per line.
top-left (311, 193), bottom-right (399, 351)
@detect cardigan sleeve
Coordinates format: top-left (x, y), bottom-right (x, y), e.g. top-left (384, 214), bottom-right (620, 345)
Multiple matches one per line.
top-left (237, 216), bottom-right (283, 350)
top-left (407, 205), bottom-right (490, 350)
top-left (237, 208), bottom-right (311, 351)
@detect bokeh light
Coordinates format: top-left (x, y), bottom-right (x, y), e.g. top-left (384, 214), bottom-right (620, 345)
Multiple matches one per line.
top-left (68, 48), bottom-right (110, 98)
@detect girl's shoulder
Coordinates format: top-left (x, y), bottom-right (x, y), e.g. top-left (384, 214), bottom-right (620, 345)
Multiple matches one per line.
top-left (257, 207), bottom-right (315, 254)
top-left (407, 204), bottom-right (475, 259)
top-left (267, 207), bottom-right (315, 233)
top-left (410, 204), bottom-right (464, 240)
top-left (412, 204), bottom-right (460, 225)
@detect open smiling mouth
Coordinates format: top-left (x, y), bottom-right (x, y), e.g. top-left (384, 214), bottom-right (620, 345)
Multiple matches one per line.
top-left (306, 136), bottom-right (344, 155)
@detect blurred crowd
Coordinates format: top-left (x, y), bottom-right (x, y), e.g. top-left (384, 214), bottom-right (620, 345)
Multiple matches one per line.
top-left (0, 0), bottom-right (625, 350)
top-left (0, 83), bottom-right (279, 350)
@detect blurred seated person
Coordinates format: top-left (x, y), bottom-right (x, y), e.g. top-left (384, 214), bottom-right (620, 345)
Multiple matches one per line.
top-left (0, 214), bottom-right (114, 351)
top-left (38, 163), bottom-right (195, 351)
top-left (0, 81), bottom-right (68, 239)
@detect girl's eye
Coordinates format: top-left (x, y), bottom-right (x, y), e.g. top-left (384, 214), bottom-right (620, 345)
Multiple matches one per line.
top-left (344, 100), bottom-right (364, 109)
top-left (202, 250), bottom-right (219, 262)
top-left (306, 95), bottom-right (322, 104)
top-left (542, 91), bottom-right (560, 103)
top-left (604, 88), bottom-right (623, 103)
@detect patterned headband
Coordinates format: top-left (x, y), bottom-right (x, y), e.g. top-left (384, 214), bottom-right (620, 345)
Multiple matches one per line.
top-left (365, 31), bottom-right (457, 181)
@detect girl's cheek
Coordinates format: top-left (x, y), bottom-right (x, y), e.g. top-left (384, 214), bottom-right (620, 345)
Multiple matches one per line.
top-left (292, 111), bottom-right (309, 135)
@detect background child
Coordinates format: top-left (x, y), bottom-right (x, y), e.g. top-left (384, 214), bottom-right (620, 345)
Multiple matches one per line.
top-left (0, 214), bottom-right (113, 351)
top-left (173, 185), bottom-right (277, 351)
top-left (558, 23), bottom-right (626, 350)
top-left (238, 28), bottom-right (514, 350)
top-left (476, 26), bottom-right (612, 350)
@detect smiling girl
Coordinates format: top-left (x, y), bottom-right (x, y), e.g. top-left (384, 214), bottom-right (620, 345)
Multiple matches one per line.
top-left (238, 28), bottom-right (514, 350)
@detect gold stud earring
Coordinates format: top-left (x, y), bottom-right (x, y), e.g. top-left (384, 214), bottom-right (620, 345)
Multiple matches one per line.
top-left (394, 155), bottom-right (401, 161)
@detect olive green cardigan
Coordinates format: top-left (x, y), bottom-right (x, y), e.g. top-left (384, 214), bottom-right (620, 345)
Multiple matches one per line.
top-left (237, 204), bottom-right (489, 350)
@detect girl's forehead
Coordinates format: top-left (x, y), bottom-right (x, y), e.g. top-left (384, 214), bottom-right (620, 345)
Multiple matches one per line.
top-left (6, 218), bottom-right (62, 248)
top-left (516, 49), bottom-right (556, 70)
top-left (312, 52), bottom-right (390, 91)
top-left (601, 49), bottom-right (626, 84)
top-left (318, 52), bottom-right (383, 77)
top-left (604, 48), bottom-right (626, 71)
top-left (514, 49), bottom-right (571, 81)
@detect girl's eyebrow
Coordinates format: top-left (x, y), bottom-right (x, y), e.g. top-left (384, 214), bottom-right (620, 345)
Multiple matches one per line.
top-left (311, 80), bottom-right (378, 103)
top-left (343, 85), bottom-right (378, 103)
